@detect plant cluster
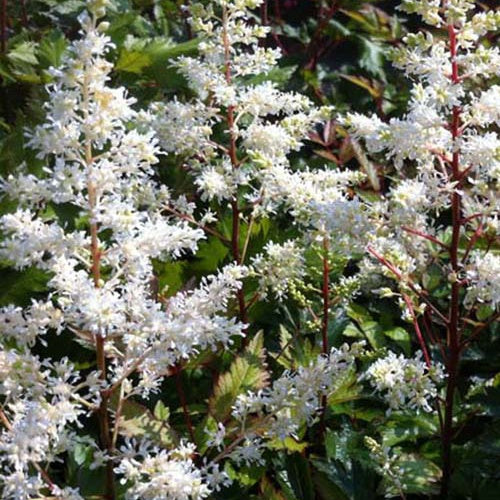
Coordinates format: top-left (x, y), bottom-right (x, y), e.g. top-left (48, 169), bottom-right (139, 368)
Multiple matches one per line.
top-left (0, 0), bottom-right (498, 499)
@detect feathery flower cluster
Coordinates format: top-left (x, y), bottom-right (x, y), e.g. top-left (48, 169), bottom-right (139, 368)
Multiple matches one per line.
top-left (251, 240), bottom-right (305, 299)
top-left (230, 343), bottom-right (364, 452)
top-left (0, 1), bottom-right (249, 496)
top-left (3, 0), bottom-right (494, 496)
top-left (345, 0), bottom-right (500, 311)
top-left (144, 0), bottom-right (365, 256)
top-left (115, 441), bottom-right (211, 500)
top-left (364, 437), bottom-right (404, 496)
top-left (365, 351), bottom-right (445, 413)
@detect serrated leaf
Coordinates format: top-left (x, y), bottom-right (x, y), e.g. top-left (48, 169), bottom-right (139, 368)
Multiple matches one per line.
top-left (116, 38), bottom-right (199, 74)
top-left (112, 396), bottom-right (177, 447)
top-left (38, 31), bottom-right (67, 69)
top-left (226, 461), bottom-right (265, 487)
top-left (274, 324), bottom-right (293, 369)
top-left (382, 414), bottom-right (438, 447)
top-left (247, 65), bottom-right (297, 87)
top-left (356, 35), bottom-right (385, 80)
top-left (346, 304), bottom-right (385, 349)
top-left (209, 331), bottom-right (269, 420)
top-left (116, 51), bottom-right (152, 73)
top-left (477, 304), bottom-right (495, 321)
top-left (153, 400), bottom-right (170, 421)
top-left (8, 41), bottom-right (38, 66)
top-left (311, 465), bottom-right (350, 500)
top-left (422, 264), bottom-right (442, 291)
top-left (268, 436), bottom-right (308, 453)
top-left (192, 236), bottom-right (229, 274)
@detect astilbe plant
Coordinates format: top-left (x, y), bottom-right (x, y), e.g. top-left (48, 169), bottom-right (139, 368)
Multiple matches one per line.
top-left (0, 0), bottom-right (497, 498)
top-left (346, 0), bottom-right (500, 496)
top-left (0, 0), bottom-right (371, 498)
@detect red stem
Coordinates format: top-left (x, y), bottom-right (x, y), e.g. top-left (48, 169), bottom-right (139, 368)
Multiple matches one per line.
top-left (402, 226), bottom-right (449, 250)
top-left (20, 0), bottom-right (27, 26)
top-left (1, 0), bottom-right (7, 53)
top-left (222, 6), bottom-right (248, 330)
top-left (403, 294), bottom-right (431, 368)
top-left (367, 246), bottom-right (449, 324)
top-left (441, 22), bottom-right (462, 498)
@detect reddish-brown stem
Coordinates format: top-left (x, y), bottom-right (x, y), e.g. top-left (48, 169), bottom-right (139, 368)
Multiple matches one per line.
top-left (403, 294), bottom-right (431, 368)
top-left (1, 0), bottom-right (7, 53)
top-left (273, 0), bottom-right (282, 25)
top-left (174, 366), bottom-right (196, 443)
top-left (423, 310), bottom-right (447, 361)
top-left (441, 22), bottom-right (462, 499)
top-left (222, 6), bottom-right (248, 329)
top-left (402, 226), bottom-right (449, 250)
top-left (88, 159), bottom-right (114, 496)
top-left (305, 1), bottom-right (338, 71)
top-left (164, 205), bottom-right (230, 243)
top-left (459, 311), bottom-right (500, 349)
top-left (459, 213), bottom-right (482, 225)
top-left (244, 291), bottom-right (261, 312)
top-left (20, 0), bottom-right (28, 26)
top-left (457, 163), bottom-right (474, 182)
top-left (86, 86), bottom-right (114, 496)
top-left (367, 246), bottom-right (449, 324)
top-left (182, 0), bottom-right (193, 39)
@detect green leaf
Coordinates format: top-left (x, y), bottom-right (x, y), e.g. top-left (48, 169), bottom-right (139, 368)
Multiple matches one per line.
top-left (191, 236), bottom-right (229, 274)
top-left (311, 466), bottom-right (350, 500)
top-left (111, 396), bottom-right (177, 447)
top-left (361, 320), bottom-right (386, 349)
top-left (38, 31), bottom-right (68, 69)
top-left (209, 331), bottom-right (269, 420)
top-left (346, 304), bottom-right (385, 349)
top-left (356, 35), bottom-right (385, 80)
top-left (8, 41), bottom-right (38, 66)
top-left (312, 458), bottom-right (377, 500)
top-left (116, 38), bottom-right (199, 74)
top-left (116, 50), bottom-right (152, 74)
top-left (477, 304), bottom-right (495, 321)
top-left (0, 267), bottom-right (49, 306)
top-left (384, 327), bottom-right (411, 356)
top-left (422, 264), bottom-right (442, 291)
top-left (153, 400), bottom-right (170, 421)
top-left (155, 259), bottom-right (186, 296)
top-left (226, 461), bottom-right (265, 487)
top-left (382, 414), bottom-right (438, 447)
top-left (247, 65), bottom-right (297, 87)
top-left (285, 453), bottom-right (315, 500)
top-left (267, 436), bottom-right (308, 453)
top-left (346, 304), bottom-right (372, 324)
